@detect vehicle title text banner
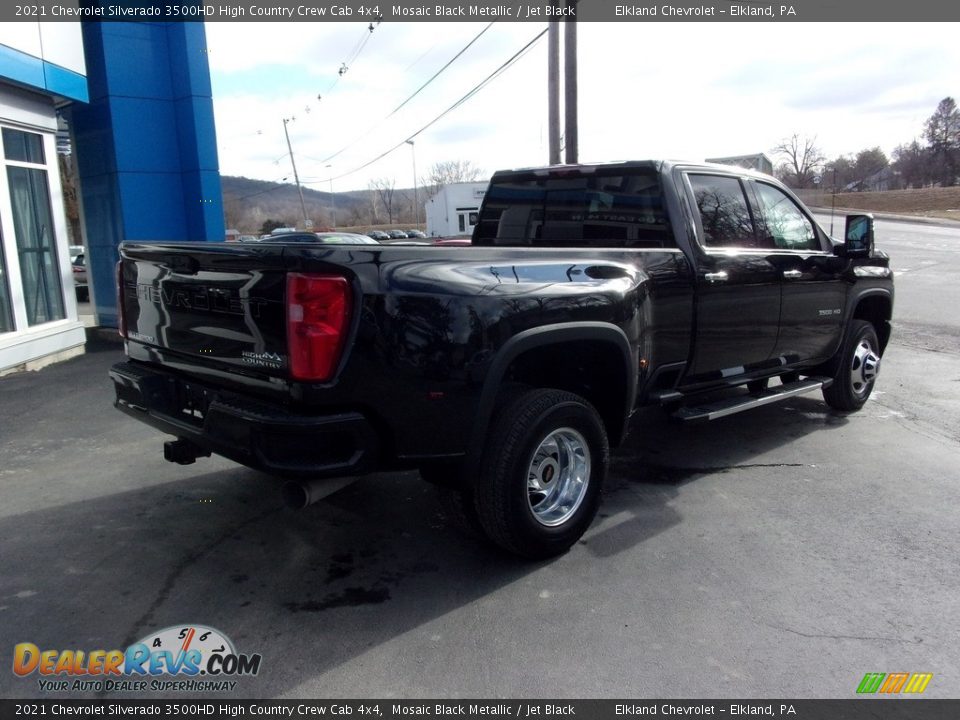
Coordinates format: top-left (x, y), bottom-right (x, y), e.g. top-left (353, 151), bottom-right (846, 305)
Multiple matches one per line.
top-left (3, 700), bottom-right (960, 719)
top-left (4, 0), bottom-right (960, 22)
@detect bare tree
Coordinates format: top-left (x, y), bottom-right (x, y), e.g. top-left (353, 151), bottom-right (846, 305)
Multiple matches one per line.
top-left (370, 177), bottom-right (397, 224)
top-left (422, 160), bottom-right (484, 200)
top-left (924, 97), bottom-right (960, 186)
top-left (397, 189), bottom-right (417, 225)
top-left (365, 188), bottom-right (379, 225)
top-left (348, 204), bottom-right (370, 227)
top-left (772, 134), bottom-right (825, 189)
top-left (223, 194), bottom-right (245, 231)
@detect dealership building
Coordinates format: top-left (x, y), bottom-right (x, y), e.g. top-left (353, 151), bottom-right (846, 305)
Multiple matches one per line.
top-left (0, 20), bottom-right (223, 374)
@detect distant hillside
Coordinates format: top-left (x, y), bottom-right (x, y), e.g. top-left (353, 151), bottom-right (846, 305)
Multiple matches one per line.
top-left (221, 175), bottom-right (419, 233)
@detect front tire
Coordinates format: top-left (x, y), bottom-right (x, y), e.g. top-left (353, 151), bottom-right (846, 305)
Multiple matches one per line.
top-left (474, 388), bottom-right (608, 559)
top-left (822, 320), bottom-right (881, 411)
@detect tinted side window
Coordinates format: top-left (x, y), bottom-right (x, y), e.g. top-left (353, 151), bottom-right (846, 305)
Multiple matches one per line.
top-left (688, 174), bottom-right (760, 248)
top-left (475, 169), bottom-right (674, 248)
top-left (754, 182), bottom-right (819, 250)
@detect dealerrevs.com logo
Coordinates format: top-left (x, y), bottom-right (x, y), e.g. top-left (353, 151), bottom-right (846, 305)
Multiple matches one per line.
top-left (13, 624), bottom-right (262, 693)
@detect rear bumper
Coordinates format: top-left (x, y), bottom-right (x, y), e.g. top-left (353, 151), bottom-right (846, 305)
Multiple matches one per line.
top-left (110, 361), bottom-right (379, 478)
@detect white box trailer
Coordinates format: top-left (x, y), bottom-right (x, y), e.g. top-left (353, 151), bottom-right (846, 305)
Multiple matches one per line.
top-left (425, 182), bottom-right (487, 238)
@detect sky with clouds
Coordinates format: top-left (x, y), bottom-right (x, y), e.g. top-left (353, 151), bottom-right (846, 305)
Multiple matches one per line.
top-left (205, 21), bottom-right (959, 192)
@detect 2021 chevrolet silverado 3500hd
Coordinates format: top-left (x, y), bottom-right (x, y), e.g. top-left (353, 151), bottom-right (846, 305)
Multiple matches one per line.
top-left (110, 161), bottom-right (893, 558)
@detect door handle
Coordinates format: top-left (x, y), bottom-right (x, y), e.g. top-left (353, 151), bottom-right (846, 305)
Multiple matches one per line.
top-left (782, 270), bottom-right (803, 280)
top-left (704, 271), bottom-right (728, 283)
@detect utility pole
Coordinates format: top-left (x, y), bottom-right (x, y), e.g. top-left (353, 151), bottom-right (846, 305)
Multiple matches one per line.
top-left (282, 117), bottom-right (310, 229)
top-left (547, 20), bottom-right (561, 165)
top-left (326, 165), bottom-right (335, 229)
top-left (830, 166), bottom-right (837, 236)
top-left (406, 139), bottom-right (420, 227)
top-left (563, 2), bottom-right (578, 165)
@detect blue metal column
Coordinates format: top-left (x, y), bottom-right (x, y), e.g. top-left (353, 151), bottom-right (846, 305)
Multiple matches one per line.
top-left (69, 21), bottom-right (224, 327)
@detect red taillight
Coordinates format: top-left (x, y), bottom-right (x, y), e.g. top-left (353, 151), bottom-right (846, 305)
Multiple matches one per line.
top-left (286, 273), bottom-right (351, 381)
top-left (116, 260), bottom-right (127, 339)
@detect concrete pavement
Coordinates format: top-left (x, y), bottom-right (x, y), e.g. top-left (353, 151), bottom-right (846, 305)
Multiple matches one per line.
top-left (1, 333), bottom-right (958, 699)
top-left (3, 217), bottom-right (959, 699)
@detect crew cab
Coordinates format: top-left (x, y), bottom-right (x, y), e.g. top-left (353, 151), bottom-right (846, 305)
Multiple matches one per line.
top-left (110, 161), bottom-right (893, 558)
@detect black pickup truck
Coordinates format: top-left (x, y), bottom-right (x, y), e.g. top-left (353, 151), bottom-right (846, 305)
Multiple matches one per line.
top-left (110, 160), bottom-right (893, 558)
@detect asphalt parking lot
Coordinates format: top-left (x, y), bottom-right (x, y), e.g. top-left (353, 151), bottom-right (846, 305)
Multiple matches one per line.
top-left (2, 218), bottom-right (959, 700)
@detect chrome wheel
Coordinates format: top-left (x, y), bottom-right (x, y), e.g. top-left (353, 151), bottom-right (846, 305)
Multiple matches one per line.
top-left (526, 427), bottom-right (591, 527)
top-left (850, 338), bottom-right (880, 396)
top-left (475, 388), bottom-right (608, 558)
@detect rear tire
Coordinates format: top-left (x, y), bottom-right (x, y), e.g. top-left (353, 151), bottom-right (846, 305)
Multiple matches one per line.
top-left (474, 388), bottom-right (608, 559)
top-left (822, 320), bottom-right (881, 411)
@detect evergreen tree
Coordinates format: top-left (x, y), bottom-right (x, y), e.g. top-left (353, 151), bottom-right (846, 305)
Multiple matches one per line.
top-left (924, 97), bottom-right (960, 186)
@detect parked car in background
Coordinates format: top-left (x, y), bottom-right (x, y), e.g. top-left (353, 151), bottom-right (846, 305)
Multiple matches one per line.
top-left (260, 231), bottom-right (379, 245)
top-left (405, 230), bottom-right (427, 239)
top-left (72, 253), bottom-right (88, 301)
top-left (315, 232), bottom-right (379, 245)
top-left (238, 235), bottom-right (258, 243)
top-left (388, 230), bottom-right (410, 240)
top-left (366, 230), bottom-right (391, 241)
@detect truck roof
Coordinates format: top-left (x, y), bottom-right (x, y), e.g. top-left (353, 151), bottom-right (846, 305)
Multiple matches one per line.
top-left (490, 159), bottom-right (776, 181)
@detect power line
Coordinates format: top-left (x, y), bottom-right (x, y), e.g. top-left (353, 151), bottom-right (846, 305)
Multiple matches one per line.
top-left (408, 28), bottom-right (546, 142)
top-left (239, 17), bottom-right (504, 183)
top-left (308, 27), bottom-right (548, 185)
top-left (404, 42), bottom-right (440, 72)
top-left (387, 23), bottom-right (494, 119)
top-left (346, 20), bottom-right (380, 66)
top-left (233, 176), bottom-right (293, 201)
top-left (227, 21), bottom-right (384, 153)
top-left (322, 20), bottom-right (382, 95)
top-left (313, 22), bottom-right (496, 167)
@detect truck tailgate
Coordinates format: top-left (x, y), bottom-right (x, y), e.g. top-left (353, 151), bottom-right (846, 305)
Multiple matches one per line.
top-left (119, 243), bottom-right (291, 381)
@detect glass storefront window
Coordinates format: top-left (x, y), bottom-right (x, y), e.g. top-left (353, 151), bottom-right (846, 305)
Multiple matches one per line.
top-left (0, 127), bottom-right (66, 332)
top-left (0, 233), bottom-right (13, 334)
top-left (7, 165), bottom-right (64, 325)
top-left (3, 128), bottom-right (45, 164)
